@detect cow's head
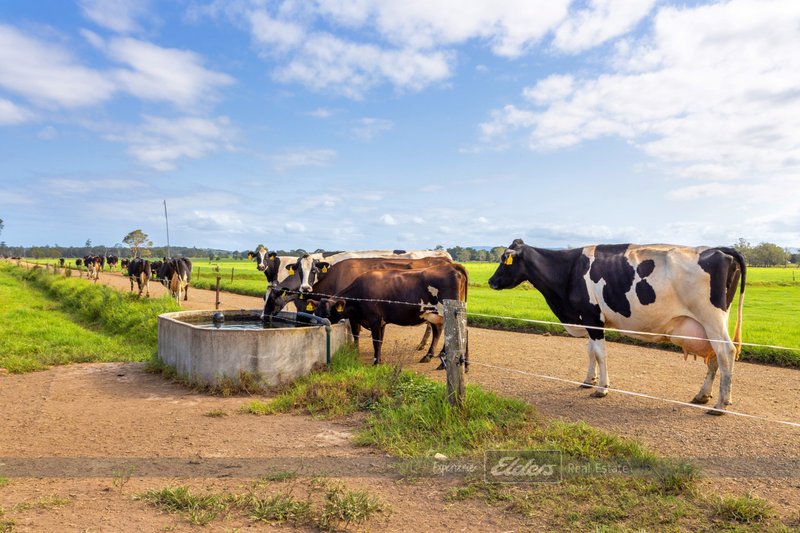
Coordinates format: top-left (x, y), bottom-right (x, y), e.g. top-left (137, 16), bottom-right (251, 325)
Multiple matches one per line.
top-left (488, 239), bottom-right (527, 290)
top-left (314, 298), bottom-right (346, 323)
top-left (290, 255), bottom-right (331, 293)
top-left (254, 247), bottom-right (281, 284)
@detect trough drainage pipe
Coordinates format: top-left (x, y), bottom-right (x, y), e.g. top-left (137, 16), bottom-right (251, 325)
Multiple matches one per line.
top-left (294, 312), bottom-right (332, 366)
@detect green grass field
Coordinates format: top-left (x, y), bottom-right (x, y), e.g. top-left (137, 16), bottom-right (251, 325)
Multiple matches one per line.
top-left (0, 263), bottom-right (179, 373)
top-left (42, 257), bottom-right (800, 365)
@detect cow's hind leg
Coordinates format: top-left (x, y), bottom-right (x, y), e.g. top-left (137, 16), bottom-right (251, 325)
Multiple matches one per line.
top-left (416, 324), bottom-right (432, 351)
top-left (708, 333), bottom-right (736, 415)
top-left (691, 356), bottom-right (718, 405)
top-left (589, 338), bottom-right (609, 398)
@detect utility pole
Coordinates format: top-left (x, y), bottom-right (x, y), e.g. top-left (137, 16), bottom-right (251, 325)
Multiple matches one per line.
top-left (164, 200), bottom-right (171, 259)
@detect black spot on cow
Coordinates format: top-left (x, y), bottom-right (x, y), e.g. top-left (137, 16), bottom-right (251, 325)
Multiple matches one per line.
top-left (589, 244), bottom-right (634, 317)
top-left (634, 259), bottom-right (657, 306)
top-left (636, 259), bottom-right (655, 278)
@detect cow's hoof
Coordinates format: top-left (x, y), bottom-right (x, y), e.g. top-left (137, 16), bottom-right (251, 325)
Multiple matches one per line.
top-left (435, 362), bottom-right (445, 371)
top-left (705, 407), bottom-right (725, 416)
top-left (579, 381), bottom-right (596, 389)
top-left (419, 354), bottom-right (432, 363)
top-left (690, 394), bottom-right (712, 405)
top-left (590, 389), bottom-right (608, 398)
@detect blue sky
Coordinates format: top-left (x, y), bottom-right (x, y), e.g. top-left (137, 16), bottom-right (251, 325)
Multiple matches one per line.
top-left (1, 0), bottom-right (798, 252)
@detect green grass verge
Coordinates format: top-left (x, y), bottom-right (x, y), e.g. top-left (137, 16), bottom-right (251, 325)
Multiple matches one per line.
top-left (0, 263), bottom-right (179, 373)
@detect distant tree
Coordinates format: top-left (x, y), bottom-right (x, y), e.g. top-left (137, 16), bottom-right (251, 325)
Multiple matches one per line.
top-left (748, 242), bottom-right (789, 267)
top-left (85, 238), bottom-right (91, 248)
top-left (490, 246), bottom-right (506, 262)
top-left (122, 229), bottom-right (153, 258)
top-left (0, 218), bottom-right (4, 237)
top-left (789, 252), bottom-right (800, 265)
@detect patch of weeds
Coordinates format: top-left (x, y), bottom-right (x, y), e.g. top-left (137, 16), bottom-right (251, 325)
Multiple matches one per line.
top-left (138, 486), bottom-right (226, 526)
top-left (112, 465), bottom-right (136, 489)
top-left (647, 460), bottom-right (699, 496)
top-left (714, 493), bottom-right (774, 524)
top-left (244, 493), bottom-right (311, 523)
top-left (0, 477), bottom-right (8, 488)
top-left (12, 494), bottom-right (71, 512)
top-left (204, 409), bottom-right (227, 418)
top-left (317, 481), bottom-right (385, 531)
top-left (239, 399), bottom-right (271, 415)
top-left (259, 471), bottom-right (298, 482)
top-left (589, 504), bottom-right (629, 523)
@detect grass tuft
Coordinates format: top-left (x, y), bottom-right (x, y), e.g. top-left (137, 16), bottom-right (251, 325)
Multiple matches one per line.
top-left (714, 493), bottom-right (774, 523)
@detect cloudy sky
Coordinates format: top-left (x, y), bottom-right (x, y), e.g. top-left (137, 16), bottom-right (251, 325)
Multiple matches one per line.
top-left (1, 0), bottom-right (799, 251)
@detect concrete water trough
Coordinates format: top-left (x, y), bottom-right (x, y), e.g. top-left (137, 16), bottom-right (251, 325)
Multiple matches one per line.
top-left (157, 309), bottom-right (352, 389)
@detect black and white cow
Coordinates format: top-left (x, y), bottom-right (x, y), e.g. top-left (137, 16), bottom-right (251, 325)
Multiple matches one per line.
top-left (127, 258), bottom-right (151, 297)
top-left (159, 257), bottom-right (192, 303)
top-left (488, 239), bottom-right (745, 414)
top-left (106, 255), bottom-right (119, 271)
top-left (84, 255), bottom-right (101, 281)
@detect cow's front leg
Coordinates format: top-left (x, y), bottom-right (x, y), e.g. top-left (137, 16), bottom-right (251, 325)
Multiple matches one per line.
top-left (581, 342), bottom-right (598, 388)
top-left (589, 338), bottom-right (609, 397)
top-left (691, 356), bottom-right (718, 404)
top-left (349, 321), bottom-right (361, 347)
top-left (370, 323), bottom-right (383, 365)
top-left (708, 336), bottom-right (736, 415)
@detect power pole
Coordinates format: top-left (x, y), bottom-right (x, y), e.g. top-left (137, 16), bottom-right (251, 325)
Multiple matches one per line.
top-left (164, 200), bottom-right (171, 259)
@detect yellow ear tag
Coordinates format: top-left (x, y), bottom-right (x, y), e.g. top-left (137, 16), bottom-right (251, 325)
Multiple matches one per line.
top-left (336, 303), bottom-right (344, 312)
top-left (321, 266), bottom-right (328, 273)
top-left (281, 290), bottom-right (287, 297)
top-left (504, 255), bottom-right (514, 265)
top-left (287, 266), bottom-right (294, 274)
top-left (306, 302), bottom-right (314, 311)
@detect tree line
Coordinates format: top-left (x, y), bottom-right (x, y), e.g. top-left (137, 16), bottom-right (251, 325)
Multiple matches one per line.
top-left (1, 230), bottom-right (797, 267)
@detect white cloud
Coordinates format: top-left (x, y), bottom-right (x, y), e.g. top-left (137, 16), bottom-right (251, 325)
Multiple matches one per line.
top-left (380, 214), bottom-right (397, 225)
top-left (269, 148), bottom-right (337, 171)
top-left (108, 115), bottom-right (237, 171)
top-left (481, 0), bottom-right (800, 206)
top-left (37, 125), bottom-right (59, 140)
top-left (106, 37), bottom-right (234, 108)
top-left (315, 0), bottom-right (571, 57)
top-left (285, 221), bottom-right (306, 233)
top-left (351, 117), bottom-right (393, 141)
top-left (42, 178), bottom-right (138, 194)
top-left (274, 33), bottom-right (451, 98)
top-left (307, 107), bottom-right (334, 118)
top-left (0, 98), bottom-right (33, 125)
top-left (552, 0), bottom-right (655, 53)
top-left (79, 0), bottom-right (150, 33)
top-left (0, 24), bottom-right (116, 108)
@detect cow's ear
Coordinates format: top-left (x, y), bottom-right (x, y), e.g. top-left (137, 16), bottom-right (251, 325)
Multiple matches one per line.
top-left (286, 264), bottom-right (295, 274)
top-left (304, 300), bottom-right (317, 312)
top-left (268, 252), bottom-right (278, 259)
top-left (504, 250), bottom-right (517, 266)
top-left (335, 300), bottom-right (345, 313)
top-left (280, 289), bottom-right (288, 297)
top-left (317, 261), bottom-right (330, 273)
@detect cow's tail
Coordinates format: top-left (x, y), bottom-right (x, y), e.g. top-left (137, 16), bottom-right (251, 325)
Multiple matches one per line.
top-left (720, 247), bottom-right (746, 358)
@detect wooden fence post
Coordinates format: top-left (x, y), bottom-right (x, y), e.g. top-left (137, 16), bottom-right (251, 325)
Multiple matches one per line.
top-left (215, 276), bottom-right (221, 310)
top-left (443, 299), bottom-right (467, 408)
top-left (231, 267), bottom-right (234, 283)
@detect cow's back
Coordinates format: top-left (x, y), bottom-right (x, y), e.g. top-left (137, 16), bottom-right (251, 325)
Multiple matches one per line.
top-left (581, 244), bottom-right (741, 335)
